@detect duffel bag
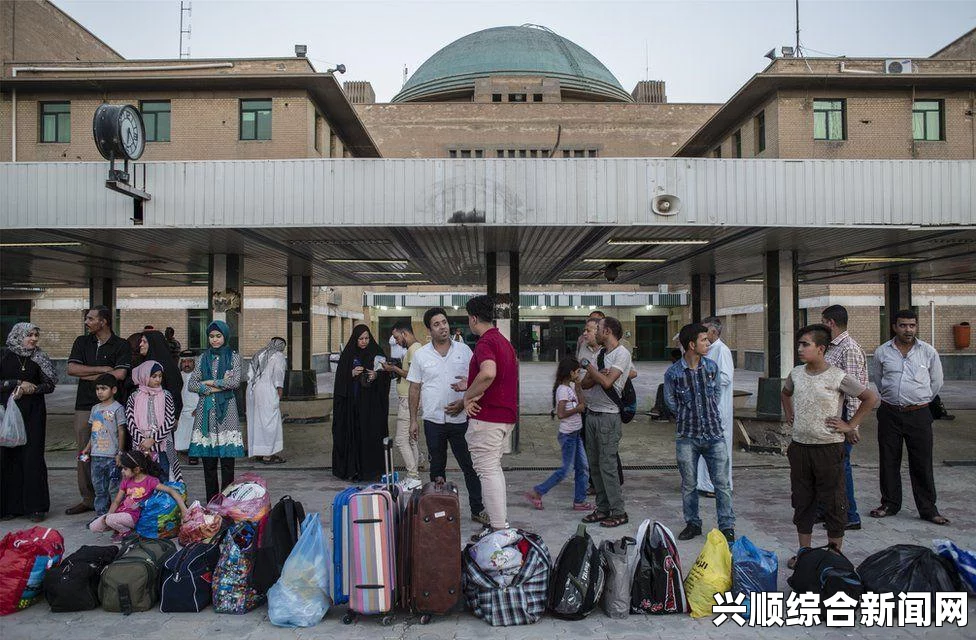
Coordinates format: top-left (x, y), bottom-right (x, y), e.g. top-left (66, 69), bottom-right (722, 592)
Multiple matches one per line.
top-left (44, 545), bottom-right (118, 612)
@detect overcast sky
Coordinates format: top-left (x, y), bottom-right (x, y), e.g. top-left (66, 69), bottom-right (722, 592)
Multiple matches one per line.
top-left (52, 0), bottom-right (975, 103)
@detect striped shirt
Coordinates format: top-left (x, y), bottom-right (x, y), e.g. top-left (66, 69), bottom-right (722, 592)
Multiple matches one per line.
top-left (824, 331), bottom-right (868, 416)
top-left (663, 356), bottom-right (724, 441)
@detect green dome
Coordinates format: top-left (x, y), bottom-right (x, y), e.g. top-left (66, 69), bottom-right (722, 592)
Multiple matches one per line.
top-left (392, 25), bottom-right (632, 103)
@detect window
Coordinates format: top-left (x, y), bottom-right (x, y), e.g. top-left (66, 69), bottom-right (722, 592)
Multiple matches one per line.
top-left (474, 149), bottom-right (484, 158)
top-left (240, 99), bottom-right (272, 140)
top-left (187, 309), bottom-right (210, 350)
top-left (755, 111), bottom-right (766, 152)
top-left (449, 150), bottom-right (457, 158)
top-left (496, 150), bottom-right (505, 158)
top-left (533, 93), bottom-right (543, 102)
top-left (140, 100), bottom-right (171, 142)
top-left (40, 102), bottom-right (70, 143)
top-left (491, 93), bottom-right (502, 103)
top-left (733, 130), bottom-right (742, 158)
top-left (813, 99), bottom-right (845, 140)
top-left (913, 100), bottom-right (944, 141)
top-left (508, 93), bottom-right (526, 102)
top-left (713, 147), bottom-right (722, 158)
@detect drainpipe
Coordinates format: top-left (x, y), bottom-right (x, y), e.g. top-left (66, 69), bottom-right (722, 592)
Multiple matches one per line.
top-left (10, 88), bottom-right (15, 162)
top-left (930, 300), bottom-right (935, 344)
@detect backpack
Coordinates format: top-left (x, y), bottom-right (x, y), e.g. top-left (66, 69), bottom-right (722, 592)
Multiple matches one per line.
top-left (252, 495), bottom-right (306, 594)
top-left (787, 544), bottom-right (863, 603)
top-left (0, 526), bottom-right (64, 615)
top-left (596, 348), bottom-right (638, 423)
top-left (549, 524), bottom-right (605, 620)
top-left (212, 520), bottom-right (265, 614)
top-left (160, 539), bottom-right (223, 612)
top-left (43, 545), bottom-right (118, 612)
top-left (99, 537), bottom-right (176, 614)
top-left (631, 520), bottom-right (689, 614)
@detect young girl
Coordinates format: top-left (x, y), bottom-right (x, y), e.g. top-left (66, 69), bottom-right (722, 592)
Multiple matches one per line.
top-left (524, 356), bottom-right (594, 511)
top-left (125, 360), bottom-right (183, 483)
top-left (89, 451), bottom-right (188, 542)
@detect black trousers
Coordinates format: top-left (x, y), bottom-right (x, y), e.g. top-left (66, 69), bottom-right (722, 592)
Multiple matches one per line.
top-left (202, 457), bottom-right (236, 503)
top-left (877, 404), bottom-right (939, 518)
top-left (580, 413), bottom-right (624, 486)
top-left (424, 420), bottom-right (484, 515)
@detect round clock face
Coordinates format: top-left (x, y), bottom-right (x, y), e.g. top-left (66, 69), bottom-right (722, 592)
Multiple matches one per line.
top-left (118, 106), bottom-right (145, 160)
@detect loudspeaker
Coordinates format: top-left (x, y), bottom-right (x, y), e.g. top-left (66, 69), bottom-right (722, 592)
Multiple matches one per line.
top-left (652, 194), bottom-right (681, 216)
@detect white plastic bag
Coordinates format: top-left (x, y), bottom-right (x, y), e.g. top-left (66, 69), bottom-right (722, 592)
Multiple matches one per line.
top-left (268, 512), bottom-right (332, 627)
top-left (0, 394), bottom-right (27, 447)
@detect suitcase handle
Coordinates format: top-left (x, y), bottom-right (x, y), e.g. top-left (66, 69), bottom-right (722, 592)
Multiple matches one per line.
top-left (382, 436), bottom-right (395, 492)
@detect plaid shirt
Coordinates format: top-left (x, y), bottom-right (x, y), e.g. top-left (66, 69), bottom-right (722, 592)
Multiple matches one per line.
top-left (663, 357), bottom-right (724, 441)
top-left (463, 532), bottom-right (551, 626)
top-left (825, 331), bottom-right (868, 415)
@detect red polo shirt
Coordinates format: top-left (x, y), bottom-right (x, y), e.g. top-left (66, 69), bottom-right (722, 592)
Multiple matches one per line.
top-left (467, 327), bottom-right (518, 424)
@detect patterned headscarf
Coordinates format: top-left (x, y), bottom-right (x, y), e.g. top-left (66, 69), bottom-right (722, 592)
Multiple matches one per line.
top-left (250, 337), bottom-right (286, 380)
top-left (130, 361), bottom-right (166, 436)
top-left (5, 322), bottom-right (57, 387)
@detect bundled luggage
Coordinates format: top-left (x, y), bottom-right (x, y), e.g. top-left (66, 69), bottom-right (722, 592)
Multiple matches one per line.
top-left (268, 512), bottom-right (332, 628)
top-left (253, 495), bottom-right (306, 594)
top-left (599, 536), bottom-right (636, 619)
top-left (731, 536), bottom-right (777, 615)
top-left (0, 526), bottom-right (64, 615)
top-left (463, 529), bottom-right (552, 626)
top-left (683, 528), bottom-right (732, 619)
top-left (99, 537), bottom-right (175, 614)
top-left (787, 543), bottom-right (863, 603)
top-left (212, 520), bottom-right (265, 614)
top-left (159, 539), bottom-right (223, 612)
top-left (178, 500), bottom-right (223, 546)
top-left (135, 481), bottom-right (186, 539)
top-left (630, 520), bottom-right (688, 615)
top-left (398, 479), bottom-right (462, 623)
top-left (549, 524), bottom-right (604, 620)
top-left (43, 545), bottom-right (118, 612)
top-left (858, 544), bottom-right (961, 595)
top-left (208, 473), bottom-right (271, 523)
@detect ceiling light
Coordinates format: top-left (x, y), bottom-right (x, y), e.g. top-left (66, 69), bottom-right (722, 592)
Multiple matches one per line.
top-left (607, 239), bottom-right (709, 246)
top-left (588, 305), bottom-right (597, 310)
top-left (190, 280), bottom-right (209, 284)
top-left (10, 282), bottom-right (66, 286)
top-left (355, 271), bottom-right (422, 276)
top-left (145, 271), bottom-right (209, 276)
top-left (0, 241), bottom-right (83, 248)
top-left (328, 259), bottom-right (409, 265)
top-left (452, 305), bottom-right (459, 310)
top-left (838, 256), bottom-right (925, 264)
top-left (745, 279), bottom-right (764, 283)
top-left (583, 258), bottom-right (666, 263)
top-left (395, 306), bottom-right (403, 310)
top-left (559, 279), bottom-right (597, 283)
top-left (370, 279), bottom-right (430, 284)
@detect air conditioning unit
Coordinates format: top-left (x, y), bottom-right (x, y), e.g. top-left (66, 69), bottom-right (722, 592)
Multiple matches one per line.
top-left (884, 59), bottom-right (913, 74)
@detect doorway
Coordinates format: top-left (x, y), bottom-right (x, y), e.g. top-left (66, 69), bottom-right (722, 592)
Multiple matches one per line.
top-left (635, 315), bottom-right (668, 361)
top-left (377, 316), bottom-right (412, 357)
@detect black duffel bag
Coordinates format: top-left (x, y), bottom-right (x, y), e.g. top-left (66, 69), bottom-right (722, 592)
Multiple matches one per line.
top-left (44, 545), bottom-right (119, 612)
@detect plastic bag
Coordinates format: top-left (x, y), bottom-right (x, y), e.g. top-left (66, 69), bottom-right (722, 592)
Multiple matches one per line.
top-left (178, 500), bottom-right (224, 546)
top-left (207, 473), bottom-right (271, 523)
top-left (268, 512), bottom-right (332, 627)
top-left (683, 528), bottom-right (732, 619)
top-left (934, 539), bottom-right (976, 594)
top-left (599, 536), bottom-right (635, 619)
top-left (0, 394), bottom-right (27, 448)
top-left (135, 482), bottom-right (186, 539)
top-left (858, 544), bottom-right (962, 595)
top-left (731, 536), bottom-right (777, 618)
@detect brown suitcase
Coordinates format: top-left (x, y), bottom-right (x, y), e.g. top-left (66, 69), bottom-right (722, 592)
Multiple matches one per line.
top-left (399, 480), bottom-right (462, 623)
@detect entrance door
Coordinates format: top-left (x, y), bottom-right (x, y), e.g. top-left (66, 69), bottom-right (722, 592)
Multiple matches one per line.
top-left (563, 318), bottom-right (585, 359)
top-left (635, 315), bottom-right (667, 361)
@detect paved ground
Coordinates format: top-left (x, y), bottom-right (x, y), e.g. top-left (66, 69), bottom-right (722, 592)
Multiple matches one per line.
top-left (2, 364), bottom-right (973, 638)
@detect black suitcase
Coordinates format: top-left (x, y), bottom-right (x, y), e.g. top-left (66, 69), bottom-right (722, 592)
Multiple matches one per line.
top-left (44, 545), bottom-right (119, 612)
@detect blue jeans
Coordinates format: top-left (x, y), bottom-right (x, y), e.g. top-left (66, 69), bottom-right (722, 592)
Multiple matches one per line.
top-left (676, 437), bottom-right (735, 530)
top-left (843, 441), bottom-right (860, 523)
top-left (91, 456), bottom-right (117, 515)
top-left (535, 432), bottom-right (589, 504)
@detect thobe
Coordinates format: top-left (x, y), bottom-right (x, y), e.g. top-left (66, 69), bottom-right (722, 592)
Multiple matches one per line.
top-left (697, 338), bottom-right (734, 492)
top-left (174, 370), bottom-right (198, 451)
top-left (246, 350), bottom-right (286, 457)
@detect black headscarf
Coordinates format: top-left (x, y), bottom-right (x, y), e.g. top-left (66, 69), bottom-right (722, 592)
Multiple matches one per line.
top-left (333, 324), bottom-right (383, 399)
top-left (141, 330), bottom-right (184, 414)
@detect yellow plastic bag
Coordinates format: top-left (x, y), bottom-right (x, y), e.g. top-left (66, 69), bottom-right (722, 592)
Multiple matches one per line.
top-left (683, 528), bottom-right (733, 618)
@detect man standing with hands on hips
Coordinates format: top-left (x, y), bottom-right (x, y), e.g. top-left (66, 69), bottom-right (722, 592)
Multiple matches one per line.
top-left (869, 309), bottom-right (949, 525)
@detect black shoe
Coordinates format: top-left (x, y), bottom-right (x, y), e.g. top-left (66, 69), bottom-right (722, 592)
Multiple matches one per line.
top-left (697, 490), bottom-right (716, 499)
top-left (678, 523), bottom-right (702, 541)
top-left (722, 528), bottom-right (735, 543)
top-left (470, 526), bottom-right (493, 543)
top-left (65, 503), bottom-right (94, 515)
top-left (823, 521), bottom-right (862, 531)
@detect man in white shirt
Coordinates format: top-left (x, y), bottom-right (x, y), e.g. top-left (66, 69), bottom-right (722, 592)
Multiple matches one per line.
top-left (697, 317), bottom-right (734, 496)
top-left (408, 307), bottom-right (488, 526)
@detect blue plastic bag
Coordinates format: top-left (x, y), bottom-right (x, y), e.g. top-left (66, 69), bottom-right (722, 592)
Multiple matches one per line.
top-left (135, 481), bottom-right (186, 539)
top-left (268, 512), bottom-right (332, 627)
top-left (731, 536), bottom-right (778, 616)
top-left (934, 539), bottom-right (976, 594)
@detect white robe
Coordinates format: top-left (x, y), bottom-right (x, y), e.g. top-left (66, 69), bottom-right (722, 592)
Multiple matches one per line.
top-left (698, 338), bottom-right (734, 492)
top-left (246, 350), bottom-right (285, 457)
top-left (174, 371), bottom-right (199, 451)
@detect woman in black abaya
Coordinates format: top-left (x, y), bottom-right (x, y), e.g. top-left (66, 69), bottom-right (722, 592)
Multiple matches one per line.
top-left (331, 325), bottom-right (390, 481)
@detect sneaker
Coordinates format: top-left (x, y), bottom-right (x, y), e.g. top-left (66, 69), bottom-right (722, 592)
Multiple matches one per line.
top-left (677, 523), bottom-right (702, 541)
top-left (65, 503), bottom-right (93, 516)
top-left (721, 528), bottom-right (735, 543)
top-left (404, 477), bottom-right (423, 491)
top-left (524, 490), bottom-right (544, 510)
top-left (471, 510), bottom-right (491, 527)
top-left (572, 502), bottom-right (595, 511)
top-left (470, 526), bottom-right (493, 543)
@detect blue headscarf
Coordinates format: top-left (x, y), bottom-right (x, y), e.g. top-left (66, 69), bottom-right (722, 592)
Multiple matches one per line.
top-left (202, 320), bottom-right (235, 425)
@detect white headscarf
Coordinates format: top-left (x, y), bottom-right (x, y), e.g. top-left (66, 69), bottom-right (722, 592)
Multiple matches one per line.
top-left (250, 337), bottom-right (286, 380)
top-left (5, 322), bottom-right (57, 386)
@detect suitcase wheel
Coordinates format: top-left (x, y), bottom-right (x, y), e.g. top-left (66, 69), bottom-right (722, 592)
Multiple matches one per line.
top-left (342, 612), bottom-right (355, 625)
top-left (382, 615), bottom-right (395, 626)
top-left (419, 614), bottom-right (431, 625)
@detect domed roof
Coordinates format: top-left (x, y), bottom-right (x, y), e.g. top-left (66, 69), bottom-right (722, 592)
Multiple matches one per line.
top-left (392, 25), bottom-right (632, 103)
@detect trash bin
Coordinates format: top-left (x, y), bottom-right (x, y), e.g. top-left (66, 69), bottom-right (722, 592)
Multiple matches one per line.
top-left (953, 322), bottom-right (971, 349)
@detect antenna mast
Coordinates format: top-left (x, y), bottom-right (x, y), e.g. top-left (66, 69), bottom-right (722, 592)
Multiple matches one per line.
top-left (794, 0), bottom-right (801, 57)
top-left (402, 65), bottom-right (408, 87)
top-left (179, 2), bottom-right (192, 59)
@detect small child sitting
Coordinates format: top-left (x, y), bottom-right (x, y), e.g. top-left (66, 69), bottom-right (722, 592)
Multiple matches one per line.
top-left (82, 373), bottom-right (127, 516)
top-left (89, 450), bottom-right (187, 542)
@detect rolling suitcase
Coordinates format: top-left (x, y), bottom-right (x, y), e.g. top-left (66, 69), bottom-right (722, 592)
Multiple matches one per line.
top-left (331, 485), bottom-right (361, 605)
top-left (342, 439), bottom-right (399, 625)
top-left (399, 479), bottom-right (462, 624)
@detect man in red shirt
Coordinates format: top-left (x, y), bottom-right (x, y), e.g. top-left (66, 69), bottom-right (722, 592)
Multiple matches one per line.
top-left (462, 295), bottom-right (518, 539)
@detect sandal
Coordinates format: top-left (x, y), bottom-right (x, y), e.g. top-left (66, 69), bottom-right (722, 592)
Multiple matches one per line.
top-left (265, 455), bottom-right (287, 464)
top-left (600, 512), bottom-right (629, 528)
top-left (523, 490), bottom-right (544, 510)
top-left (582, 510), bottom-right (609, 524)
top-left (869, 505), bottom-right (896, 518)
top-left (924, 514), bottom-right (950, 525)
top-left (573, 502), bottom-right (595, 511)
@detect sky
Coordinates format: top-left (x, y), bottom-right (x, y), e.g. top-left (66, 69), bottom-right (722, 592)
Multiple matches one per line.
top-left (52, 0), bottom-right (976, 104)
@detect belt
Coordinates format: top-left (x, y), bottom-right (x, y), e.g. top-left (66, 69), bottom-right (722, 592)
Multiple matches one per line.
top-left (881, 401), bottom-right (929, 413)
